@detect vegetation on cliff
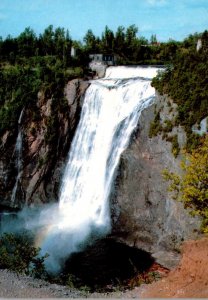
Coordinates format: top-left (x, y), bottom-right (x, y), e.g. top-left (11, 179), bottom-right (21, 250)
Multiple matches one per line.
top-left (151, 31), bottom-right (208, 233)
top-left (163, 136), bottom-right (208, 233)
top-left (151, 30), bottom-right (208, 151)
top-left (0, 25), bottom-right (83, 138)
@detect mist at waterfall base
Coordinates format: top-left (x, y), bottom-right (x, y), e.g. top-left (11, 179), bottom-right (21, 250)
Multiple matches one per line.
top-left (1, 66), bottom-right (159, 275)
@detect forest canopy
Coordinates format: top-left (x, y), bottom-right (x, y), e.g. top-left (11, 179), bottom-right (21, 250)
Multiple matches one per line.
top-left (0, 24), bottom-right (185, 67)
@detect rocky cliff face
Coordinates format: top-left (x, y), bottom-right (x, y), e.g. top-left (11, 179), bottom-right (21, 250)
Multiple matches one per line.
top-left (111, 92), bottom-right (201, 268)
top-left (0, 79), bottom-right (89, 209)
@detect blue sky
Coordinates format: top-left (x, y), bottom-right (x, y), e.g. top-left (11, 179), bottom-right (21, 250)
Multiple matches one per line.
top-left (0, 0), bottom-right (208, 42)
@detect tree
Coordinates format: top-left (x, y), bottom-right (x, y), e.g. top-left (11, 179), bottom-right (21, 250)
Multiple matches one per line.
top-left (201, 30), bottom-right (208, 51)
top-left (101, 26), bottom-right (114, 52)
top-left (0, 35), bottom-right (18, 62)
top-left (83, 29), bottom-right (99, 53)
top-left (64, 29), bottom-right (72, 67)
top-left (163, 135), bottom-right (208, 232)
top-left (124, 25), bottom-right (139, 59)
top-left (54, 27), bottom-right (65, 59)
top-left (17, 27), bottom-right (36, 57)
top-left (125, 24), bottom-right (138, 45)
top-left (40, 25), bottom-right (54, 56)
top-left (114, 26), bottom-right (125, 54)
top-left (181, 136), bottom-right (208, 231)
top-left (150, 34), bottom-right (157, 45)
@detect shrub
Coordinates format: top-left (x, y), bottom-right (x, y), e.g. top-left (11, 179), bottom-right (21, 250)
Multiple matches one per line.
top-left (0, 232), bottom-right (48, 278)
top-left (163, 120), bottom-right (173, 132)
top-left (162, 135), bottom-right (208, 233)
top-left (171, 135), bottom-right (180, 157)
top-left (149, 112), bottom-right (162, 138)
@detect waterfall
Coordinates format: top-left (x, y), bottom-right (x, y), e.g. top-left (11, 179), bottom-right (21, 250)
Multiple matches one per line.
top-left (11, 109), bottom-right (24, 204)
top-left (39, 66), bottom-right (159, 273)
top-left (59, 66), bottom-right (158, 229)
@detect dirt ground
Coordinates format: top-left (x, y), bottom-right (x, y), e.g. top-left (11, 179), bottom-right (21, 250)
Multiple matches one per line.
top-left (139, 237), bottom-right (208, 298)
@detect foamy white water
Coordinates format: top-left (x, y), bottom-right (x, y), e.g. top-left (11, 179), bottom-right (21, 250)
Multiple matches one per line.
top-left (39, 66), bottom-right (159, 273)
top-left (105, 66), bottom-right (159, 79)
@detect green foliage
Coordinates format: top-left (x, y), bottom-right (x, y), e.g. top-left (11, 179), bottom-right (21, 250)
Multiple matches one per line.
top-left (0, 233), bottom-right (48, 278)
top-left (162, 135), bottom-right (208, 233)
top-left (0, 65), bottom-right (41, 134)
top-left (0, 26), bottom-right (83, 141)
top-left (152, 30), bottom-right (208, 151)
top-left (65, 67), bottom-right (84, 79)
top-left (0, 25), bottom-right (72, 66)
top-left (163, 119), bottom-right (173, 132)
top-left (148, 110), bottom-right (179, 156)
top-left (162, 169), bottom-right (181, 200)
top-left (181, 136), bottom-right (208, 232)
top-left (0, 24), bottom-right (183, 68)
top-left (0, 55), bottom-right (75, 137)
top-left (149, 112), bottom-right (162, 138)
top-left (185, 131), bottom-right (202, 152)
top-left (171, 135), bottom-right (180, 157)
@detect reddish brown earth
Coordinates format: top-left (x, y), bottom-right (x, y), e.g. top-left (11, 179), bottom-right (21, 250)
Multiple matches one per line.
top-left (140, 237), bottom-right (208, 298)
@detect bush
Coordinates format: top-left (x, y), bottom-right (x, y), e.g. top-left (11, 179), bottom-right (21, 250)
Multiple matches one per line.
top-left (0, 232), bottom-right (48, 278)
top-left (162, 135), bottom-right (208, 233)
top-left (171, 135), bottom-right (180, 157)
top-left (149, 112), bottom-right (162, 138)
top-left (163, 119), bottom-right (173, 132)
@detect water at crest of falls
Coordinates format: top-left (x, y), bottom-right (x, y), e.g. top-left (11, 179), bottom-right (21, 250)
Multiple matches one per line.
top-left (39, 66), bottom-right (159, 273)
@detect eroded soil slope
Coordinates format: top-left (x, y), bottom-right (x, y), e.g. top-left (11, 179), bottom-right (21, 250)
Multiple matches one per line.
top-left (140, 237), bottom-right (208, 298)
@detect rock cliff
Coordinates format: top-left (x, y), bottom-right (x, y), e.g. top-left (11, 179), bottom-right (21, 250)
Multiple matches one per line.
top-left (111, 92), bottom-right (201, 268)
top-left (0, 79), bottom-right (89, 209)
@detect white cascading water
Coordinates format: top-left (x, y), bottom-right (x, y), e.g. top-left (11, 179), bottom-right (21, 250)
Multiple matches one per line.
top-left (11, 109), bottom-right (24, 204)
top-left (39, 66), bottom-right (159, 273)
top-left (59, 66), bottom-right (158, 229)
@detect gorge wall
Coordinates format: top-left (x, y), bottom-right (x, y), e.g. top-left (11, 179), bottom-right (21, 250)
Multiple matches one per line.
top-left (0, 79), bottom-right (89, 208)
top-left (0, 77), bottom-right (201, 268)
top-left (111, 91), bottom-right (201, 268)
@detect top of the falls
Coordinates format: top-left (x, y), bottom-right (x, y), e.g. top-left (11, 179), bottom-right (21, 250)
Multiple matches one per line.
top-left (92, 66), bottom-right (161, 89)
top-left (104, 66), bottom-right (160, 80)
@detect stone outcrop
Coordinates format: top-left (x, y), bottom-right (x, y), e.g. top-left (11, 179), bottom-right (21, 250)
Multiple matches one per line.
top-left (0, 79), bottom-right (89, 209)
top-left (111, 92), bottom-right (201, 269)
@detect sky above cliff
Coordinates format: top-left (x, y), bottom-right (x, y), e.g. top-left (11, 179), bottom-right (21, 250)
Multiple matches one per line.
top-left (0, 0), bottom-right (208, 42)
